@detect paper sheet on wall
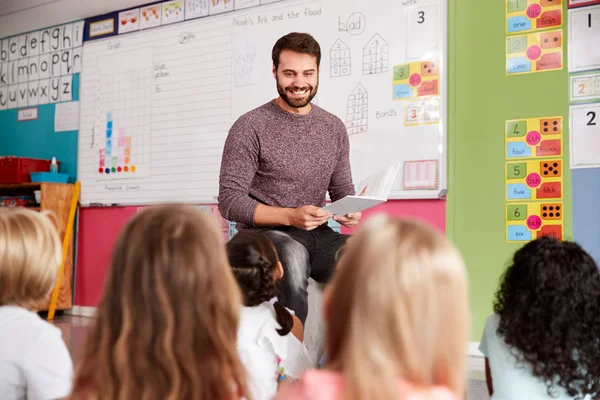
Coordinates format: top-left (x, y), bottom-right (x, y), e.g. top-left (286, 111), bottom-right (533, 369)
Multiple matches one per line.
top-left (54, 101), bottom-right (80, 132)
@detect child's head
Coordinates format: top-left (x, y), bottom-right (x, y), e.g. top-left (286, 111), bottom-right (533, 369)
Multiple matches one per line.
top-left (70, 205), bottom-right (248, 400)
top-left (324, 215), bottom-right (469, 399)
top-left (226, 231), bottom-right (292, 336)
top-left (0, 208), bottom-right (61, 310)
top-left (494, 236), bottom-right (600, 398)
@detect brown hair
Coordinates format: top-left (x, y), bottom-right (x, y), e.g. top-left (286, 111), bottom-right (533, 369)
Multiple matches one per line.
top-left (272, 32), bottom-right (321, 70)
top-left (69, 205), bottom-right (249, 400)
top-left (325, 215), bottom-right (469, 399)
top-left (0, 208), bottom-right (61, 309)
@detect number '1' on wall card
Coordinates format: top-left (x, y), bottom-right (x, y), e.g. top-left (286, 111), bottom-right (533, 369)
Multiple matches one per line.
top-left (506, 116), bottom-right (562, 159)
top-left (506, 159), bottom-right (563, 201)
top-left (568, 6), bottom-right (600, 72)
top-left (506, 202), bottom-right (564, 242)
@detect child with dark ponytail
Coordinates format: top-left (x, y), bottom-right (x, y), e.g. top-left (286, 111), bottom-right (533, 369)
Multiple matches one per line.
top-left (227, 231), bottom-right (312, 400)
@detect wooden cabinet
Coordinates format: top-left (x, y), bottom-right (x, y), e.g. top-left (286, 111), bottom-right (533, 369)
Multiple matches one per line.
top-left (0, 182), bottom-right (74, 311)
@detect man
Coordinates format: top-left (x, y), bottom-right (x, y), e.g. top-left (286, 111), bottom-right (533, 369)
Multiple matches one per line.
top-left (218, 32), bottom-right (361, 324)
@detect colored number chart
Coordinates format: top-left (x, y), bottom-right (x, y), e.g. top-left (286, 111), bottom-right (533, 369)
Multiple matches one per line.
top-left (392, 59), bottom-right (439, 100)
top-left (506, 0), bottom-right (562, 34)
top-left (506, 116), bottom-right (562, 159)
top-left (506, 29), bottom-right (563, 75)
top-left (404, 98), bottom-right (440, 126)
top-left (570, 71), bottom-right (600, 104)
top-left (506, 202), bottom-right (564, 242)
top-left (506, 159), bottom-right (563, 201)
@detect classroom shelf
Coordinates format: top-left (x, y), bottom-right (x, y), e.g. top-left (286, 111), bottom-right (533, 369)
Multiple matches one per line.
top-left (0, 182), bottom-right (74, 311)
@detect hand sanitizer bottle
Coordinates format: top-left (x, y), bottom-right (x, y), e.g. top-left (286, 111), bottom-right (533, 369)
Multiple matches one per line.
top-left (50, 157), bottom-right (58, 173)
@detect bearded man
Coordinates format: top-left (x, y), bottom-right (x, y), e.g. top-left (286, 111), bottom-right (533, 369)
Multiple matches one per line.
top-left (218, 32), bottom-right (361, 325)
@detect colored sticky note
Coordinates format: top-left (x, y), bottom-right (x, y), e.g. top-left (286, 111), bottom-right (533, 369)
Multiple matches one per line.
top-left (507, 142), bottom-right (531, 158)
top-left (393, 64), bottom-right (409, 80)
top-left (508, 16), bottom-right (532, 32)
top-left (508, 225), bottom-right (532, 241)
top-left (507, 36), bottom-right (528, 53)
top-left (393, 84), bottom-right (413, 99)
top-left (507, 57), bottom-right (532, 74)
top-left (507, 184), bottom-right (532, 199)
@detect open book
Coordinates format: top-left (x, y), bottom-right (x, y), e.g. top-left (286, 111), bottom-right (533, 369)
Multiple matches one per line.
top-left (324, 163), bottom-right (400, 215)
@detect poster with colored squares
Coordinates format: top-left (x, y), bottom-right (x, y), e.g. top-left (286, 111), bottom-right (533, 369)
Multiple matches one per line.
top-left (392, 59), bottom-right (439, 101)
top-left (506, 159), bottom-right (563, 201)
top-left (506, 0), bottom-right (562, 34)
top-left (162, 1), bottom-right (185, 25)
top-left (506, 29), bottom-right (563, 75)
top-left (95, 51), bottom-right (152, 181)
top-left (506, 116), bottom-right (562, 159)
top-left (96, 111), bottom-right (150, 179)
top-left (506, 202), bottom-right (564, 242)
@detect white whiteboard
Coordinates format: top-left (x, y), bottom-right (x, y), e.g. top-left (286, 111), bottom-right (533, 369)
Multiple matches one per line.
top-left (78, 0), bottom-right (447, 205)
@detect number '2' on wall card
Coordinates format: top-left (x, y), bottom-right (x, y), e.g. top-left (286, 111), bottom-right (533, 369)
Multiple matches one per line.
top-left (570, 71), bottom-right (600, 104)
top-left (570, 104), bottom-right (600, 168)
top-left (506, 159), bottom-right (563, 201)
top-left (506, 116), bottom-right (562, 159)
top-left (506, 0), bottom-right (562, 34)
top-left (506, 202), bottom-right (564, 242)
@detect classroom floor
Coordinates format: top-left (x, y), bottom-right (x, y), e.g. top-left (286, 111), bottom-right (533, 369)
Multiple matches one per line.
top-left (49, 313), bottom-right (490, 400)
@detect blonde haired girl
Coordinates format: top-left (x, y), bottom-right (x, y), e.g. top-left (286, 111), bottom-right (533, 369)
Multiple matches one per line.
top-left (277, 215), bottom-right (470, 400)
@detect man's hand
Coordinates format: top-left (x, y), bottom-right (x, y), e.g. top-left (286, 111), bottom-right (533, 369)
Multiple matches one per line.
top-left (333, 212), bottom-right (361, 228)
top-left (288, 205), bottom-right (332, 231)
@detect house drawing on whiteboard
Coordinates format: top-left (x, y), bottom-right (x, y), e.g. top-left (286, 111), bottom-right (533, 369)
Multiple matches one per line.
top-left (330, 38), bottom-right (351, 78)
top-left (363, 33), bottom-right (389, 75)
top-left (345, 82), bottom-right (368, 135)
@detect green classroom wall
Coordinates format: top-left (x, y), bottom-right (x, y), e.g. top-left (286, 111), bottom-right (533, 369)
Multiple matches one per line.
top-left (447, 0), bottom-right (572, 341)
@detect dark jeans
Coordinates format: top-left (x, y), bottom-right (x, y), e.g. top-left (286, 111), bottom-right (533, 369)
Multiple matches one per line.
top-left (261, 224), bottom-right (349, 325)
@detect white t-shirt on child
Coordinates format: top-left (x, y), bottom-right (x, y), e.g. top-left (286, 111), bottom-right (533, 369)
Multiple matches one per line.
top-left (0, 305), bottom-right (73, 400)
top-left (237, 302), bottom-right (313, 400)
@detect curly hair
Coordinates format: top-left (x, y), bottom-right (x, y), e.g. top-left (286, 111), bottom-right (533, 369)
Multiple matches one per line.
top-left (226, 231), bottom-right (293, 336)
top-left (494, 236), bottom-right (600, 398)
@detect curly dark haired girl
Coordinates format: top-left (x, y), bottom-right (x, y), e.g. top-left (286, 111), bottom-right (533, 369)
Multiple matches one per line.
top-left (226, 231), bottom-right (311, 400)
top-left (480, 236), bottom-right (600, 399)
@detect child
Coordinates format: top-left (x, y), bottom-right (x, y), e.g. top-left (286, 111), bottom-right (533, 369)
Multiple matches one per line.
top-left (276, 215), bottom-right (469, 400)
top-left (480, 236), bottom-right (600, 399)
top-left (0, 208), bottom-right (73, 400)
top-left (69, 205), bottom-right (250, 400)
top-left (227, 231), bottom-right (312, 400)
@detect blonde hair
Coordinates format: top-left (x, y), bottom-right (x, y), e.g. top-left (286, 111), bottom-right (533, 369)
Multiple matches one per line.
top-left (70, 205), bottom-right (250, 400)
top-left (0, 208), bottom-right (62, 309)
top-left (325, 215), bottom-right (469, 399)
